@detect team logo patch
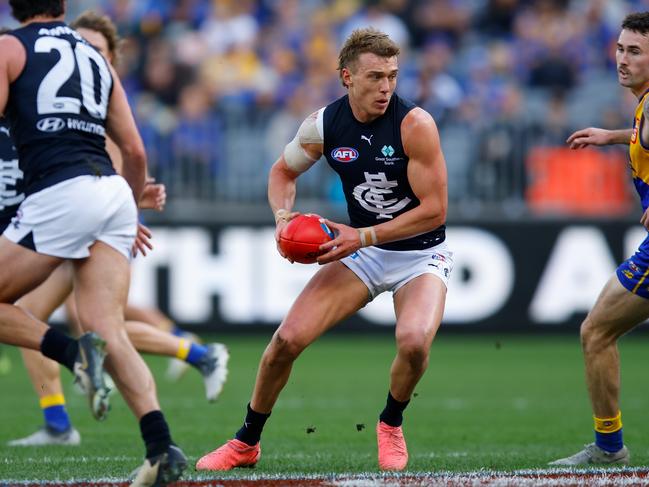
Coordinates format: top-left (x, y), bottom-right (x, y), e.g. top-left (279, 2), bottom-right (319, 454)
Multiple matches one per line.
top-left (331, 147), bottom-right (359, 163)
top-left (36, 117), bottom-right (65, 133)
top-left (629, 261), bottom-right (641, 273)
top-left (623, 269), bottom-right (634, 279)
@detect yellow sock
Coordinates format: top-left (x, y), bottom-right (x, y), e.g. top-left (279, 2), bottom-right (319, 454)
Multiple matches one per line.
top-left (594, 411), bottom-right (622, 433)
top-left (176, 338), bottom-right (191, 361)
top-left (39, 393), bottom-right (65, 409)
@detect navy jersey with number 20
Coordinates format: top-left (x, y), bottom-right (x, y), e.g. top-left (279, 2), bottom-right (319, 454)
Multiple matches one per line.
top-left (6, 21), bottom-right (116, 196)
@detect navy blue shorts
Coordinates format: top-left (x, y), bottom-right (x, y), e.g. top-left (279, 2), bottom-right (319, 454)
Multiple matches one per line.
top-left (617, 234), bottom-right (649, 299)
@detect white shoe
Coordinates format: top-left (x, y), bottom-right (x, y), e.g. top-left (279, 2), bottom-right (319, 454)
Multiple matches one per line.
top-left (549, 443), bottom-right (630, 466)
top-left (165, 358), bottom-right (190, 382)
top-left (195, 343), bottom-right (229, 402)
top-left (8, 426), bottom-right (81, 446)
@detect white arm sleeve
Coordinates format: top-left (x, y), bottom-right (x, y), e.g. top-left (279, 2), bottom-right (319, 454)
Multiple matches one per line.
top-left (283, 107), bottom-right (325, 173)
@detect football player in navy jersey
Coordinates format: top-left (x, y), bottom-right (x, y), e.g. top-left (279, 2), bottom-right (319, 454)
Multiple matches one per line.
top-left (0, 1), bottom-right (186, 484)
top-left (8, 10), bottom-right (229, 449)
top-left (197, 28), bottom-right (451, 472)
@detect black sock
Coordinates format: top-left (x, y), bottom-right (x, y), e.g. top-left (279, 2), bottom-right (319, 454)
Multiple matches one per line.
top-left (40, 328), bottom-right (78, 372)
top-left (235, 403), bottom-right (271, 446)
top-left (140, 410), bottom-right (172, 459)
top-left (379, 391), bottom-right (410, 427)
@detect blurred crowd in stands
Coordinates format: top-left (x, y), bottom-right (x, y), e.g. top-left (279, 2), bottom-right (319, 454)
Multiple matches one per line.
top-left (1, 0), bottom-right (647, 218)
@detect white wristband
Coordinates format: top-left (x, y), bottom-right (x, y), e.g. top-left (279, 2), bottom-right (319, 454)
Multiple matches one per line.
top-left (358, 227), bottom-right (378, 247)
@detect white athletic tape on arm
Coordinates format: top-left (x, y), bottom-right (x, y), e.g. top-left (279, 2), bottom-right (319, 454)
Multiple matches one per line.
top-left (358, 227), bottom-right (378, 247)
top-left (274, 208), bottom-right (290, 224)
top-left (283, 107), bottom-right (325, 172)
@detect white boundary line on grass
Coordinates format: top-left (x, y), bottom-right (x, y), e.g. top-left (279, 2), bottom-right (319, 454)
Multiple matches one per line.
top-left (1, 455), bottom-right (137, 464)
top-left (2, 467), bottom-right (649, 485)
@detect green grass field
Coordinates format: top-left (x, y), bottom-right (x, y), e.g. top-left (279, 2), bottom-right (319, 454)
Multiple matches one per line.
top-left (1, 333), bottom-right (648, 481)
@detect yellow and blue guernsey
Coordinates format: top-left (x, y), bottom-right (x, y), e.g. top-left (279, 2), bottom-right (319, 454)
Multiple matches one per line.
top-left (617, 90), bottom-right (649, 298)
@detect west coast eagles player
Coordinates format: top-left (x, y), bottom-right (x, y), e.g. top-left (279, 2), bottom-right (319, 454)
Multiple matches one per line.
top-left (551, 11), bottom-right (649, 466)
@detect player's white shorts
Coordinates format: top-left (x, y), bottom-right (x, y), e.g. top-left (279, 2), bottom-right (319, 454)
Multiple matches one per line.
top-left (341, 242), bottom-right (453, 299)
top-left (3, 175), bottom-right (137, 260)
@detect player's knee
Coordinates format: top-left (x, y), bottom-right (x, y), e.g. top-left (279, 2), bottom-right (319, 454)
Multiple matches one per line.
top-left (269, 330), bottom-right (306, 361)
top-left (580, 316), bottom-right (614, 353)
top-left (396, 332), bottom-right (429, 369)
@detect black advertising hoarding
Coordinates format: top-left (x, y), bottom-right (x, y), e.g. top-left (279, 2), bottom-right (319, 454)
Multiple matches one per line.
top-left (114, 220), bottom-right (645, 332)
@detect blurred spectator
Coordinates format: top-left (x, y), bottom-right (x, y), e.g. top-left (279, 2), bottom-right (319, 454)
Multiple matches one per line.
top-left (200, 0), bottom-right (259, 55)
top-left (141, 38), bottom-right (195, 107)
top-left (513, 0), bottom-right (587, 87)
top-left (33, 0), bottom-right (638, 217)
top-left (473, 0), bottom-right (520, 40)
top-left (399, 38), bottom-right (463, 125)
top-left (169, 82), bottom-right (222, 197)
top-left (407, 0), bottom-right (472, 47)
top-left (340, 0), bottom-right (411, 51)
top-left (471, 83), bottom-right (533, 212)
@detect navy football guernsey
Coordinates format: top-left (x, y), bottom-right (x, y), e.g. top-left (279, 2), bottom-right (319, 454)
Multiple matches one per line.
top-left (0, 118), bottom-right (23, 230)
top-left (323, 94), bottom-right (446, 251)
top-left (6, 22), bottom-right (115, 196)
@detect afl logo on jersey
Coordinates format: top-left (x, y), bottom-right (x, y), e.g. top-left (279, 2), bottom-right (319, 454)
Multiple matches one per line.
top-left (36, 117), bottom-right (65, 133)
top-left (331, 147), bottom-right (359, 163)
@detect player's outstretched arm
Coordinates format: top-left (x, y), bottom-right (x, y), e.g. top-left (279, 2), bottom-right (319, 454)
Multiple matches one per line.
top-left (268, 110), bottom-right (323, 259)
top-left (566, 127), bottom-right (632, 149)
top-left (105, 64), bottom-right (146, 202)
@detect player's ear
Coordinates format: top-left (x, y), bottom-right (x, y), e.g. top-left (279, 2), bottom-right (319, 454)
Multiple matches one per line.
top-left (341, 67), bottom-right (353, 88)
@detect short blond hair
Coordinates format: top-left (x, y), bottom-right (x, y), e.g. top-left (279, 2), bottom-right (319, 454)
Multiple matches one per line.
top-left (337, 28), bottom-right (400, 87)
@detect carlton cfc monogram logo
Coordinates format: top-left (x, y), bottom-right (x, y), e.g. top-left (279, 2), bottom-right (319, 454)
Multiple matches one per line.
top-left (331, 147), bottom-right (359, 163)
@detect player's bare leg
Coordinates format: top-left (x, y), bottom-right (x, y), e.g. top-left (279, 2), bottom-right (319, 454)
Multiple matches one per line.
top-left (9, 263), bottom-right (81, 445)
top-left (125, 305), bottom-right (175, 333)
top-left (72, 241), bottom-right (159, 417)
top-left (196, 262), bottom-right (369, 471)
top-left (0, 237), bottom-right (62, 347)
top-left (581, 277), bottom-right (649, 417)
top-left (250, 262), bottom-right (369, 413)
top-left (15, 262), bottom-right (75, 402)
top-left (125, 319), bottom-right (229, 402)
top-left (391, 274), bottom-right (446, 400)
top-left (550, 277), bottom-right (648, 466)
top-left (0, 238), bottom-right (108, 421)
top-left (125, 303), bottom-right (202, 381)
top-left (376, 274), bottom-right (446, 471)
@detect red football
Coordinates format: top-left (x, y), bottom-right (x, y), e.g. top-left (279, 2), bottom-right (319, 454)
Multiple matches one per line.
top-left (279, 213), bottom-right (334, 264)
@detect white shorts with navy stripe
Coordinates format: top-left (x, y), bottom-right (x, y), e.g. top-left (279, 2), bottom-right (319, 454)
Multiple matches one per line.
top-left (341, 242), bottom-right (453, 299)
top-left (3, 175), bottom-right (137, 260)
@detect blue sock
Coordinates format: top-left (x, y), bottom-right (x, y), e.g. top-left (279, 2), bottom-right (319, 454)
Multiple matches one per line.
top-left (185, 342), bottom-right (208, 366)
top-left (42, 402), bottom-right (71, 433)
top-left (596, 429), bottom-right (624, 453)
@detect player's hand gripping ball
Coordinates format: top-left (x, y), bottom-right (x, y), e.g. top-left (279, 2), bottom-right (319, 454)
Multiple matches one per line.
top-left (279, 214), bottom-right (334, 264)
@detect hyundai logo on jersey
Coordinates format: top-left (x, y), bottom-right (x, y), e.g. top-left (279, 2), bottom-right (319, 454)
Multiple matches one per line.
top-left (36, 117), bottom-right (65, 133)
top-left (331, 147), bottom-right (359, 163)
